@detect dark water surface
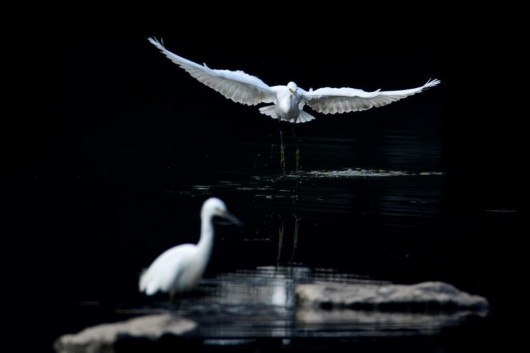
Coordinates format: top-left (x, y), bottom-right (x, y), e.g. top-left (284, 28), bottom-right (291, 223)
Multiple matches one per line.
top-left (29, 135), bottom-right (509, 352)
top-left (36, 155), bottom-right (512, 352)
top-left (7, 37), bottom-right (520, 352)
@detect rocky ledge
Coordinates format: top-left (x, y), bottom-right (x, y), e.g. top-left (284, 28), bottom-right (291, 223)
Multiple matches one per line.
top-left (296, 281), bottom-right (488, 312)
top-left (54, 313), bottom-right (196, 353)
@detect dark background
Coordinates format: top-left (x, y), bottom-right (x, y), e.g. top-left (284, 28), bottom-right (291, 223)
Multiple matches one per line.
top-left (4, 14), bottom-right (522, 352)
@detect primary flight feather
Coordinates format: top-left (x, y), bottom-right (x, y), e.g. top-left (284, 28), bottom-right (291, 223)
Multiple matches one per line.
top-left (148, 37), bottom-right (440, 124)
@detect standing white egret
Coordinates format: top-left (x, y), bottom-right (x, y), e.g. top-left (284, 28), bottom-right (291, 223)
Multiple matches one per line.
top-left (148, 37), bottom-right (440, 170)
top-left (139, 198), bottom-right (241, 300)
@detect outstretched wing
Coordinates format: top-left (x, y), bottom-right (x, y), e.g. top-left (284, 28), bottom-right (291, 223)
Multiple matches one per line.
top-left (301, 79), bottom-right (440, 114)
top-left (149, 38), bottom-right (275, 105)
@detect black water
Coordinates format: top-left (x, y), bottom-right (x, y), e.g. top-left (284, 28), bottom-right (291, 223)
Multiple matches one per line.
top-left (6, 36), bottom-right (520, 352)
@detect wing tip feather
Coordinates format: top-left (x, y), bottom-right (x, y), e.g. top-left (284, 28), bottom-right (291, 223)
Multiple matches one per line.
top-left (424, 78), bottom-right (441, 88)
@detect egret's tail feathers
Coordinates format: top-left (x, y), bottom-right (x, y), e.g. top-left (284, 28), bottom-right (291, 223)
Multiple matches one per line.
top-left (259, 105), bottom-right (315, 123)
top-left (139, 269), bottom-right (147, 291)
top-left (296, 110), bottom-right (316, 123)
top-left (139, 269), bottom-right (156, 295)
top-left (259, 105), bottom-right (279, 119)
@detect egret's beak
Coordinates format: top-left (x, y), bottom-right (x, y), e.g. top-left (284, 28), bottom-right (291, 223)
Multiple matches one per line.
top-left (218, 210), bottom-right (243, 226)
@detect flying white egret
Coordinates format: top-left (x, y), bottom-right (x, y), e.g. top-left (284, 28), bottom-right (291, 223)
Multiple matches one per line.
top-left (148, 37), bottom-right (440, 124)
top-left (139, 198), bottom-right (241, 300)
top-left (148, 37), bottom-right (440, 171)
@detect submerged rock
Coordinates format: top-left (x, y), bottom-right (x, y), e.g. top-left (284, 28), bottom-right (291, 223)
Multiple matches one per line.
top-left (54, 313), bottom-right (196, 353)
top-left (296, 281), bottom-right (488, 312)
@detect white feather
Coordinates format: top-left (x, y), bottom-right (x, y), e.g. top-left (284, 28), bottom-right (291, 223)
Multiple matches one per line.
top-left (148, 38), bottom-right (274, 106)
top-left (139, 245), bottom-right (198, 295)
top-left (302, 79), bottom-right (440, 114)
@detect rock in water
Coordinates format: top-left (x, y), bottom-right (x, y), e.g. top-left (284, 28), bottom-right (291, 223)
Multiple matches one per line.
top-left (54, 314), bottom-right (196, 353)
top-left (296, 281), bottom-right (488, 312)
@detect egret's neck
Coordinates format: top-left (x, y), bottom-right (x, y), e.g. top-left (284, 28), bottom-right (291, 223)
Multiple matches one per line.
top-left (197, 215), bottom-right (215, 256)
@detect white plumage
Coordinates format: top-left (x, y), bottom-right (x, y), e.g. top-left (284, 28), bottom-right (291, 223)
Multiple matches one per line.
top-left (139, 198), bottom-right (241, 299)
top-left (148, 37), bottom-right (440, 124)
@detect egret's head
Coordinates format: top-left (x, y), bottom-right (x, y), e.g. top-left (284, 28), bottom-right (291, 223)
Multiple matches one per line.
top-left (287, 81), bottom-right (298, 95)
top-left (202, 197), bottom-right (242, 225)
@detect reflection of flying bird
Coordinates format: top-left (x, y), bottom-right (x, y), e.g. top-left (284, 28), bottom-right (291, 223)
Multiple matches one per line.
top-left (139, 198), bottom-right (241, 300)
top-left (148, 37), bottom-right (440, 124)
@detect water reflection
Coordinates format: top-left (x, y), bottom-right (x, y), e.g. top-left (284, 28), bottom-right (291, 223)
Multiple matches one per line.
top-left (177, 168), bottom-right (444, 225)
top-left (176, 169), bottom-right (444, 269)
top-left (127, 266), bottom-right (483, 338)
top-left (276, 214), bottom-right (300, 265)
